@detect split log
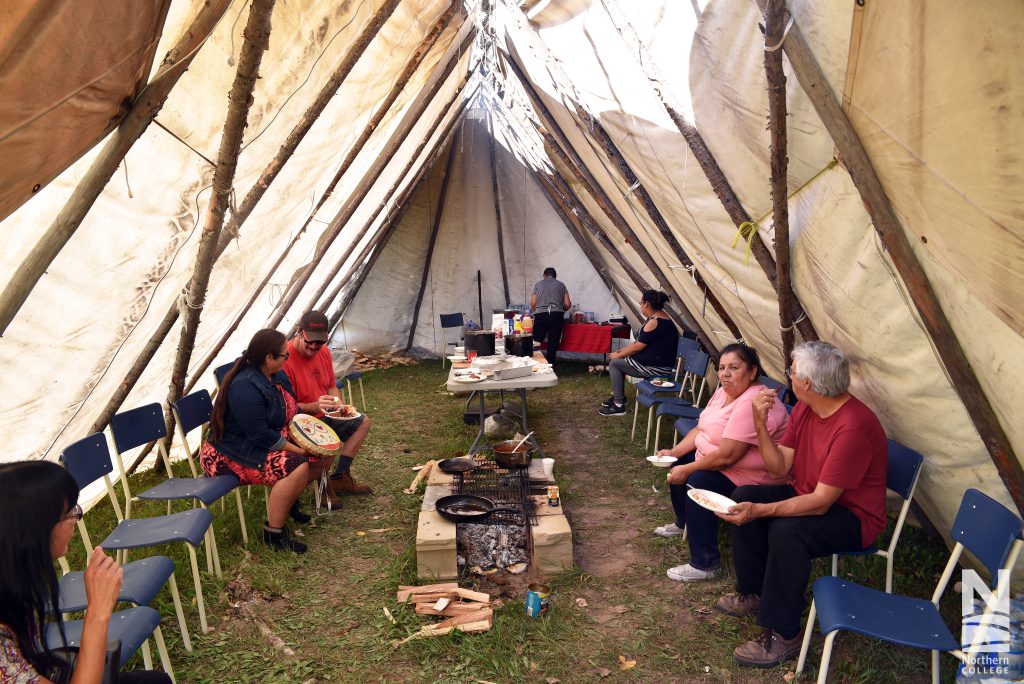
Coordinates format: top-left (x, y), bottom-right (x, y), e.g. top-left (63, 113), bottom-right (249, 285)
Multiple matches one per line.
top-left (402, 460), bottom-right (435, 494)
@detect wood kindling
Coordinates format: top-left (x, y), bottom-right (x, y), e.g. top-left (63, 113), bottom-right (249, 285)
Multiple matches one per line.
top-left (501, 50), bottom-right (718, 357)
top-left (181, 10), bottom-right (463, 394)
top-left (0, 0), bottom-right (233, 337)
top-left (263, 30), bottom-right (479, 329)
top-left (327, 98), bottom-right (474, 330)
top-left (164, 0), bottom-right (278, 451)
top-left (219, 0), bottom-right (404, 241)
top-left (599, 0), bottom-right (818, 343)
top-left (764, 0), bottom-right (795, 373)
top-left (406, 126), bottom-right (460, 352)
top-left (487, 110), bottom-right (512, 306)
top-left (752, 0), bottom-right (1024, 514)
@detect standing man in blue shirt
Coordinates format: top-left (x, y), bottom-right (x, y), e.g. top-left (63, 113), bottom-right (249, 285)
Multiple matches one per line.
top-left (530, 267), bottom-right (571, 364)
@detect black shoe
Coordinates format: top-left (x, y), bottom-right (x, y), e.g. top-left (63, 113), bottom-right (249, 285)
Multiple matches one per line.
top-left (598, 402), bottom-right (627, 416)
top-left (289, 502), bottom-right (311, 524)
top-left (600, 396), bottom-right (618, 408)
top-left (263, 525), bottom-right (308, 554)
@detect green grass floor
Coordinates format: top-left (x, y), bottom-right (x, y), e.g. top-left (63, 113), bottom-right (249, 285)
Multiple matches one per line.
top-left (63, 361), bottom-right (961, 683)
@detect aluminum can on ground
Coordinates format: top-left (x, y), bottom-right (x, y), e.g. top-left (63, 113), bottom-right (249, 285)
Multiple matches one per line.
top-left (526, 583), bottom-right (550, 618)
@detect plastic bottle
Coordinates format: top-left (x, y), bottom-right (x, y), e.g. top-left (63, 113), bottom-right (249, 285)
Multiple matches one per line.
top-left (522, 313), bottom-right (533, 334)
top-left (514, 314), bottom-right (523, 334)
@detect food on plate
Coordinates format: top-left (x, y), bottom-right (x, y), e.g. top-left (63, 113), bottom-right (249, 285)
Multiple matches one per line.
top-left (687, 488), bottom-right (737, 514)
top-left (650, 378), bottom-right (674, 387)
top-left (646, 455), bottom-right (677, 468)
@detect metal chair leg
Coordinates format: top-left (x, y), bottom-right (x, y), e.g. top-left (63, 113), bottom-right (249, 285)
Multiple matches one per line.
top-left (644, 406), bottom-right (655, 451)
top-left (816, 630), bottom-right (838, 684)
top-left (796, 599), bottom-right (816, 676)
top-left (235, 489), bottom-right (248, 546)
top-left (358, 377), bottom-right (366, 410)
top-left (186, 544), bottom-right (209, 634)
top-left (654, 415), bottom-right (664, 453)
top-left (140, 638), bottom-right (153, 670)
top-left (630, 402), bottom-right (640, 440)
top-left (152, 625), bottom-right (176, 684)
top-left (166, 572), bottom-right (192, 652)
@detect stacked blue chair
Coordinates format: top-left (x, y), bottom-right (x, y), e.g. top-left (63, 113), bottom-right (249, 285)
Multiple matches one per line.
top-left (796, 488), bottom-right (1024, 683)
top-left (439, 312), bottom-right (465, 369)
top-left (61, 432), bottom-right (216, 635)
top-left (629, 338), bottom-right (700, 446)
top-left (636, 347), bottom-right (709, 450)
top-left (339, 370), bottom-right (366, 411)
top-left (830, 440), bottom-right (924, 593)
top-left (45, 607), bottom-right (173, 679)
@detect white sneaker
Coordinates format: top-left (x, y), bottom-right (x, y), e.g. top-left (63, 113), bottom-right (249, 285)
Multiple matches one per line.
top-left (667, 563), bottom-right (721, 582)
top-left (653, 522), bottom-right (685, 538)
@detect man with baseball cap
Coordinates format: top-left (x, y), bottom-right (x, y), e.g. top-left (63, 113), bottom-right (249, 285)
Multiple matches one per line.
top-left (283, 311), bottom-right (373, 504)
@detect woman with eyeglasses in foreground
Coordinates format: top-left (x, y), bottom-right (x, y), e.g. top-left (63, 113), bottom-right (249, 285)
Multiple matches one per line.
top-left (200, 328), bottom-right (315, 553)
top-left (0, 460), bottom-right (171, 683)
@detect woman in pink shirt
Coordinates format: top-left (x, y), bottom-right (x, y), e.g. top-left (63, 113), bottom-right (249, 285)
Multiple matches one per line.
top-left (653, 344), bottom-right (789, 582)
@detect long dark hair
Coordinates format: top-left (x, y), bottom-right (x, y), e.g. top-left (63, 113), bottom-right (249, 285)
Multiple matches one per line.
top-left (210, 329), bottom-right (286, 442)
top-left (640, 289), bottom-right (669, 312)
top-left (719, 342), bottom-right (763, 377)
top-left (0, 461), bottom-right (79, 682)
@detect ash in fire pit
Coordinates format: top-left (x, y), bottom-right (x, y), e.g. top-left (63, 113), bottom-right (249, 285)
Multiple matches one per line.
top-left (457, 523), bottom-right (530, 575)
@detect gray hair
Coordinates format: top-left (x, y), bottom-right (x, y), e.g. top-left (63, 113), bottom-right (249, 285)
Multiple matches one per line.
top-left (791, 341), bottom-right (850, 397)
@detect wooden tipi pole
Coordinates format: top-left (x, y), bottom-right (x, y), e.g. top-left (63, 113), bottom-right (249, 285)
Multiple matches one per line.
top-left (0, 0), bottom-right (233, 336)
top-left (752, 0), bottom-right (1024, 513)
top-left (166, 0), bottom-right (277, 408)
top-left (487, 110), bottom-right (512, 306)
top-left (764, 0), bottom-right (795, 369)
top-left (600, 0), bottom-right (818, 343)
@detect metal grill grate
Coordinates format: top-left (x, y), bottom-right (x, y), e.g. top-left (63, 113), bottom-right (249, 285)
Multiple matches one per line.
top-left (451, 458), bottom-right (536, 525)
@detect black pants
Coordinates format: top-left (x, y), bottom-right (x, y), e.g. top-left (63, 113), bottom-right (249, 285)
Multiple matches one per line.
top-left (122, 671), bottom-right (173, 683)
top-left (668, 452), bottom-right (738, 571)
top-left (532, 311), bottom-right (564, 363)
top-left (731, 484), bottom-right (863, 640)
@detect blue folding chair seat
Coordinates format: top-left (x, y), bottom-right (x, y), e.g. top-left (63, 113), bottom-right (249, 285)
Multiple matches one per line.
top-left (102, 508), bottom-right (213, 549)
top-left (633, 348), bottom-right (709, 450)
top-left (797, 488), bottom-right (1024, 684)
top-left (59, 556), bottom-right (176, 613)
top-left (46, 607), bottom-right (172, 675)
top-left (673, 417), bottom-right (698, 437)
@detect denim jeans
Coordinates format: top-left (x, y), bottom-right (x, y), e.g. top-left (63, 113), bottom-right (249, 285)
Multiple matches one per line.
top-left (667, 452), bottom-right (738, 571)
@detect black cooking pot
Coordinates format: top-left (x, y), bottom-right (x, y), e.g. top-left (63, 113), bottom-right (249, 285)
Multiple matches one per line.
top-left (435, 494), bottom-right (518, 523)
top-left (464, 330), bottom-right (496, 357)
top-left (506, 333), bottom-right (533, 357)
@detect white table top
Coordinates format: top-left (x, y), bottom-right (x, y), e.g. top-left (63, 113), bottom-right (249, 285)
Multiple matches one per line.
top-left (446, 362), bottom-right (559, 393)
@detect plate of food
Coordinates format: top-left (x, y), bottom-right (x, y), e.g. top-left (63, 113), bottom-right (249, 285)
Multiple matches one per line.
top-left (687, 488), bottom-right (737, 514)
top-left (646, 454), bottom-right (677, 468)
top-left (650, 378), bottom-right (675, 388)
top-left (324, 404), bottom-right (362, 421)
top-left (447, 355), bottom-right (468, 362)
top-left (453, 372), bottom-right (484, 383)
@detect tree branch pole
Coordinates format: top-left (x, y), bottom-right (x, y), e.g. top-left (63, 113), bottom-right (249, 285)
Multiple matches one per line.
top-left (166, 0), bottom-right (277, 411)
top-left (764, 0), bottom-right (795, 371)
top-left (502, 53), bottom-right (718, 357)
top-left (599, 0), bottom-right (818, 343)
top-left (325, 99), bottom-right (473, 329)
top-left (406, 127), bottom-right (460, 351)
top-left (218, 0), bottom-right (405, 242)
top-left (264, 33), bottom-right (479, 328)
top-left (753, 0), bottom-right (1024, 514)
top-left (181, 9), bottom-right (462, 392)
top-left (487, 110), bottom-right (512, 306)
top-left (0, 0), bottom-right (233, 336)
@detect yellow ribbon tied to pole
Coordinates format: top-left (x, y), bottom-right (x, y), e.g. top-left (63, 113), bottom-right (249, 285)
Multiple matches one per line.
top-left (731, 221), bottom-right (759, 264)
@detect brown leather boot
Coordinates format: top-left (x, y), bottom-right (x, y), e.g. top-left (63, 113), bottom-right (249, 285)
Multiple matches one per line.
top-left (321, 487), bottom-right (344, 511)
top-left (331, 471), bottom-right (373, 495)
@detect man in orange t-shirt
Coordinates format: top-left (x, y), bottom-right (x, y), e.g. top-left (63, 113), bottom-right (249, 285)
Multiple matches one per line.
top-left (283, 311), bottom-right (373, 499)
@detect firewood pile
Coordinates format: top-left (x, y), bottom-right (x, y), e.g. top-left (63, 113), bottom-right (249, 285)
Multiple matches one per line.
top-left (393, 583), bottom-right (493, 646)
top-left (351, 350), bottom-right (418, 371)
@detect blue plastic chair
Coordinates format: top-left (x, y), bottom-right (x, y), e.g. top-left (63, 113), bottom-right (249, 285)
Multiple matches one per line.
top-left (439, 312), bottom-right (465, 369)
top-left (830, 440), bottom-right (924, 593)
top-left (796, 488), bottom-right (1024, 684)
top-left (173, 390), bottom-right (249, 546)
top-left (110, 403), bottom-right (233, 579)
top-left (633, 349), bottom-right (709, 449)
top-left (46, 606), bottom-right (173, 678)
top-left (213, 361), bottom-right (234, 389)
top-left (338, 370), bottom-right (366, 410)
top-left (61, 432), bottom-right (215, 635)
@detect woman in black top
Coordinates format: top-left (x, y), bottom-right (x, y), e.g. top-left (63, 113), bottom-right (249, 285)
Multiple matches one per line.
top-left (599, 290), bottom-right (679, 416)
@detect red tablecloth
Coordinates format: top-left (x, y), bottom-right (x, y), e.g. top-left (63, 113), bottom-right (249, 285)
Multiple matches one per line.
top-left (558, 323), bottom-right (613, 354)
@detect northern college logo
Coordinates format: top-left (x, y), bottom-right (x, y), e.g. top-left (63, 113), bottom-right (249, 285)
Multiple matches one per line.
top-left (960, 569), bottom-right (1016, 679)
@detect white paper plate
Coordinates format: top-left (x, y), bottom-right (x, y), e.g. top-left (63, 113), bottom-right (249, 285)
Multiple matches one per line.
top-left (447, 355), bottom-right (468, 362)
top-left (325, 409), bottom-right (362, 421)
top-left (687, 489), bottom-right (737, 514)
top-left (454, 375), bottom-right (484, 383)
top-left (650, 379), bottom-right (675, 388)
top-left (646, 455), bottom-right (677, 468)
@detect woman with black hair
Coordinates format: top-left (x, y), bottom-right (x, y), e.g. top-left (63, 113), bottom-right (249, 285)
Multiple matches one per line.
top-left (200, 328), bottom-right (315, 553)
top-left (599, 289), bottom-right (680, 416)
top-left (0, 460), bottom-right (171, 683)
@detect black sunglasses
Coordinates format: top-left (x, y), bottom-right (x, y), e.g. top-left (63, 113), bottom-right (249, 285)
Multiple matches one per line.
top-left (302, 332), bottom-right (326, 347)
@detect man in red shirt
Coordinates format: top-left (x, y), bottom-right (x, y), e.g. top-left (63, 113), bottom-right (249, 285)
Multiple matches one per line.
top-left (283, 311), bottom-right (373, 503)
top-left (714, 341), bottom-right (887, 667)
